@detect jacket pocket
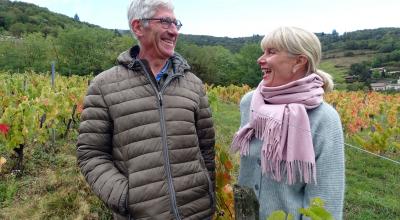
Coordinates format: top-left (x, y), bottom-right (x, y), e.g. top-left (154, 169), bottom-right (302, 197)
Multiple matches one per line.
top-left (198, 155), bottom-right (216, 212)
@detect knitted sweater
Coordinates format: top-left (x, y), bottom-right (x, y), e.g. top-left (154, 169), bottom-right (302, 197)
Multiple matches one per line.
top-left (237, 91), bottom-right (345, 220)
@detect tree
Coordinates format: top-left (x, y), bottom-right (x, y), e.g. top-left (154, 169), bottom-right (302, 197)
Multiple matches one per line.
top-left (233, 43), bottom-right (262, 87)
top-left (332, 29), bottom-right (338, 37)
top-left (0, 38), bottom-right (24, 71)
top-left (113, 29), bottom-right (122, 37)
top-left (9, 22), bottom-right (26, 37)
top-left (0, 13), bottom-right (5, 27)
top-left (106, 35), bottom-right (136, 65)
top-left (379, 42), bottom-right (395, 53)
top-left (73, 13), bottom-right (80, 22)
top-left (56, 27), bottom-right (114, 75)
top-left (211, 46), bottom-right (236, 85)
top-left (349, 62), bottom-right (371, 83)
top-left (22, 32), bottom-right (51, 72)
top-left (0, 33), bottom-right (52, 72)
top-left (176, 43), bottom-right (214, 84)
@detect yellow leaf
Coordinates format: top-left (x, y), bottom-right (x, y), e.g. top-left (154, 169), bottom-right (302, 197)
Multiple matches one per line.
top-left (0, 156), bottom-right (7, 172)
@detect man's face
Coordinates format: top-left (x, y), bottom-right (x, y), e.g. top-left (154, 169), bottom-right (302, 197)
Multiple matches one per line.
top-left (137, 8), bottom-right (179, 60)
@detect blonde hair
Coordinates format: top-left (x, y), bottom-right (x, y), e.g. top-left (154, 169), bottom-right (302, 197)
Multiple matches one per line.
top-left (261, 26), bottom-right (334, 92)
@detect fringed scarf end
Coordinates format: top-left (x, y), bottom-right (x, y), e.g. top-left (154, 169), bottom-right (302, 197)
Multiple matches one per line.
top-left (287, 160), bottom-right (317, 185)
top-left (260, 158), bottom-right (317, 185)
top-left (257, 115), bottom-right (282, 160)
top-left (253, 114), bottom-right (282, 141)
top-left (230, 125), bottom-right (254, 156)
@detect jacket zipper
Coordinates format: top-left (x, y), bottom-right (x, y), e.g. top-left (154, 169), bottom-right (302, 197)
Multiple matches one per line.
top-left (138, 60), bottom-right (182, 220)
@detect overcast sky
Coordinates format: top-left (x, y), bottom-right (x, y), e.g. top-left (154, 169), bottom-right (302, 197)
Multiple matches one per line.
top-left (11, 0), bottom-right (400, 37)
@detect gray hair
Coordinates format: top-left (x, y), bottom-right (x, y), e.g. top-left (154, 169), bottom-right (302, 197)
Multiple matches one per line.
top-left (127, 0), bottom-right (174, 38)
top-left (261, 26), bottom-right (334, 92)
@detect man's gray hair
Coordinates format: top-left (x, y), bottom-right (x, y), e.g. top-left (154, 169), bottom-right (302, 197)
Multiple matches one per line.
top-left (127, 0), bottom-right (174, 38)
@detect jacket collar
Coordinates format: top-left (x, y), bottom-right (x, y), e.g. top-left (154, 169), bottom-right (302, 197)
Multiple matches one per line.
top-left (117, 45), bottom-right (191, 75)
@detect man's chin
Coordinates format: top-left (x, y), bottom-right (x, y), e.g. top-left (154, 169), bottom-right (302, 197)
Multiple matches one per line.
top-left (161, 49), bottom-right (175, 58)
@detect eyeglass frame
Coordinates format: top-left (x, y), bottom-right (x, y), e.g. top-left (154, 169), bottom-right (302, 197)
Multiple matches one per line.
top-left (140, 17), bottom-right (183, 31)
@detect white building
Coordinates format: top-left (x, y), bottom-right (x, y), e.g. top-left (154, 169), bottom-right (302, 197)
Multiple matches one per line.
top-left (370, 78), bottom-right (400, 91)
top-left (370, 83), bottom-right (387, 91)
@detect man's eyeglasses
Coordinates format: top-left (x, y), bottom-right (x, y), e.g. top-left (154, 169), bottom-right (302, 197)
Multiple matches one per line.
top-left (140, 17), bottom-right (182, 31)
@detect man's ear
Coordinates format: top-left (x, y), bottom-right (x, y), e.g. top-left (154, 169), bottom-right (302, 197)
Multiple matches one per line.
top-left (132, 20), bottom-right (143, 37)
top-left (292, 55), bottom-right (308, 74)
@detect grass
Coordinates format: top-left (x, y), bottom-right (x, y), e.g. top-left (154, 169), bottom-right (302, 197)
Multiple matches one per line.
top-left (0, 101), bottom-right (399, 219)
top-left (212, 100), bottom-right (241, 176)
top-left (344, 147), bottom-right (400, 220)
top-left (319, 61), bottom-right (348, 84)
top-left (0, 135), bottom-right (112, 219)
top-left (212, 101), bottom-right (241, 147)
top-left (322, 49), bottom-right (377, 68)
top-left (0, 174), bottom-right (18, 207)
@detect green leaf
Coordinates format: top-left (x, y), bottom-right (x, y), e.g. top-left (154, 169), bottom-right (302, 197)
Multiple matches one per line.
top-left (299, 198), bottom-right (334, 220)
top-left (267, 210), bottom-right (289, 220)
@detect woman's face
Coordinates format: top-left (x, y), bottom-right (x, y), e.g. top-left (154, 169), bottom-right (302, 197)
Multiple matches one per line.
top-left (257, 47), bottom-right (305, 87)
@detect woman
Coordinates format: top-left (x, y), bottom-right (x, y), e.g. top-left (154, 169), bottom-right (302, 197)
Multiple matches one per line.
top-left (231, 26), bottom-right (345, 219)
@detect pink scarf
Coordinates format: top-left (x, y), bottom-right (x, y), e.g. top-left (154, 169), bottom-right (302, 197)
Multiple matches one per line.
top-left (231, 74), bottom-right (324, 184)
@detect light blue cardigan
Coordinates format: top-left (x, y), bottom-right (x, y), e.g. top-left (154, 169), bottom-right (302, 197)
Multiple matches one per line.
top-left (237, 91), bottom-right (345, 220)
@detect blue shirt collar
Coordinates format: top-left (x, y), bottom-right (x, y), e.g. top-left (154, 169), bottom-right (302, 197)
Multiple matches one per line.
top-left (155, 59), bottom-right (171, 82)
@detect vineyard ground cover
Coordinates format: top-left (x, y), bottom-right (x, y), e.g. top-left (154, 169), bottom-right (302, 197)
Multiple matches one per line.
top-left (212, 101), bottom-right (241, 169)
top-left (0, 136), bottom-right (112, 219)
top-left (344, 146), bottom-right (400, 219)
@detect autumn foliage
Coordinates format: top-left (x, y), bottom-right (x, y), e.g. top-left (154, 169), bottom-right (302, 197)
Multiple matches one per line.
top-left (0, 71), bottom-right (88, 170)
top-left (206, 85), bottom-right (399, 218)
top-left (1, 73), bottom-right (399, 218)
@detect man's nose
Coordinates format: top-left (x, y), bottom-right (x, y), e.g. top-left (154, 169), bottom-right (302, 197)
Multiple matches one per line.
top-left (167, 23), bottom-right (179, 35)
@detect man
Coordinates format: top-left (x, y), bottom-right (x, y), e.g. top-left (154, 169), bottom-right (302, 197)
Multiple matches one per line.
top-left (76, 0), bottom-right (215, 219)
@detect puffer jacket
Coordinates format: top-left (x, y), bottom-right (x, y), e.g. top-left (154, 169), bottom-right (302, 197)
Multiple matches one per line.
top-left (77, 46), bottom-right (215, 220)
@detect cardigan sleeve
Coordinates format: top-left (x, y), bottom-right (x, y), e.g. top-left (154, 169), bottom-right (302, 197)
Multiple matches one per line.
top-left (304, 103), bottom-right (345, 220)
top-left (239, 91), bottom-right (254, 128)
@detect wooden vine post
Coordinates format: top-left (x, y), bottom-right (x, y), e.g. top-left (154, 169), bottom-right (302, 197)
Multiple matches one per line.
top-left (233, 184), bottom-right (259, 220)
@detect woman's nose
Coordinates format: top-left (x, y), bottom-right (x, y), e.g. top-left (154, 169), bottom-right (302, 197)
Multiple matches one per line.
top-left (257, 55), bottom-right (265, 65)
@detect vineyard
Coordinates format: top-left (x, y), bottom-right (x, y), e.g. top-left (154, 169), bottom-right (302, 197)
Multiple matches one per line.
top-left (207, 83), bottom-right (400, 219)
top-left (206, 84), bottom-right (400, 154)
top-left (0, 72), bottom-right (88, 172)
top-left (1, 72), bottom-right (399, 219)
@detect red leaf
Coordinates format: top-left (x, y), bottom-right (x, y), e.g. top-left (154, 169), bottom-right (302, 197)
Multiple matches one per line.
top-left (0, 124), bottom-right (10, 135)
top-left (224, 160), bottom-right (233, 170)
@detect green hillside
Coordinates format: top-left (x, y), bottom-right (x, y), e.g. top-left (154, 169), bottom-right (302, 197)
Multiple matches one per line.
top-left (1, 0), bottom-right (400, 89)
top-left (0, 0), bottom-right (104, 36)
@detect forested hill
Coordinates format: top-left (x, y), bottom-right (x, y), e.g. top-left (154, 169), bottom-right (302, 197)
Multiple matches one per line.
top-left (2, 0), bottom-right (400, 53)
top-left (1, 0), bottom-right (400, 89)
top-left (317, 28), bottom-right (400, 53)
top-left (181, 28), bottom-right (400, 54)
top-left (178, 34), bottom-right (263, 52)
top-left (0, 0), bottom-right (103, 36)
top-left (2, 0), bottom-right (400, 52)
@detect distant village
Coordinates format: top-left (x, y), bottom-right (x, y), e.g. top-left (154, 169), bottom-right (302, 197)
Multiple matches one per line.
top-left (345, 68), bottom-right (400, 91)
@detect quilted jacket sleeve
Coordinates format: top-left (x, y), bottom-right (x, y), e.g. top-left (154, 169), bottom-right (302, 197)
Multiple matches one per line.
top-left (77, 81), bottom-right (128, 214)
top-left (196, 85), bottom-right (216, 185)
